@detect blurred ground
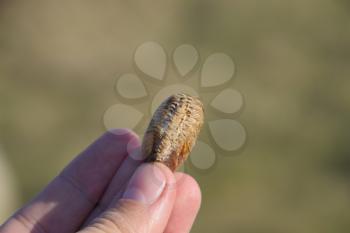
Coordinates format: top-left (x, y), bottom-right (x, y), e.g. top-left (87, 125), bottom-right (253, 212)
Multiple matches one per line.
top-left (0, 146), bottom-right (18, 221)
top-left (1, 0), bottom-right (350, 232)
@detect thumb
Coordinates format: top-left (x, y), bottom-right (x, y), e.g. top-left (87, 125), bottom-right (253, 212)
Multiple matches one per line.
top-left (79, 163), bottom-right (176, 233)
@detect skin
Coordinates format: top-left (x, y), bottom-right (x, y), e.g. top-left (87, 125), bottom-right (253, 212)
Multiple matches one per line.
top-left (0, 129), bottom-right (201, 233)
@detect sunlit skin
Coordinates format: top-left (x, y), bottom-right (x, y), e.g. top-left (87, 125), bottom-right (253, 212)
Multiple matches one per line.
top-left (0, 129), bottom-right (201, 233)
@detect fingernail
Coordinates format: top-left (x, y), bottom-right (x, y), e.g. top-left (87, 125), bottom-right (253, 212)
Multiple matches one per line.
top-left (108, 128), bottom-right (133, 136)
top-left (123, 164), bottom-right (166, 205)
top-left (127, 137), bottom-right (145, 161)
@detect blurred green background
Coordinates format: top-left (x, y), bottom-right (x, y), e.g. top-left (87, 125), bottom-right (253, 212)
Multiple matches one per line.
top-left (1, 0), bottom-right (350, 232)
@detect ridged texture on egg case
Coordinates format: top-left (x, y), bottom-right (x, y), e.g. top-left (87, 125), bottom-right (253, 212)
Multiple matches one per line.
top-left (142, 93), bottom-right (204, 171)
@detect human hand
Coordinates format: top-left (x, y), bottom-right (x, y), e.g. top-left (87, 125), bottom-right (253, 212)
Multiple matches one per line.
top-left (0, 129), bottom-right (201, 233)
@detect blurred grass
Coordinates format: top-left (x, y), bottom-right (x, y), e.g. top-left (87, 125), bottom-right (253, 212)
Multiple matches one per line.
top-left (1, 0), bottom-right (350, 232)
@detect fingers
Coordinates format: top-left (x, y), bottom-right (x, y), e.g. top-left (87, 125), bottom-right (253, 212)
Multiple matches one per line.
top-left (164, 173), bottom-right (202, 233)
top-left (80, 163), bottom-right (177, 233)
top-left (0, 128), bottom-right (202, 233)
top-left (1, 129), bottom-right (138, 233)
top-left (82, 136), bottom-right (144, 225)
